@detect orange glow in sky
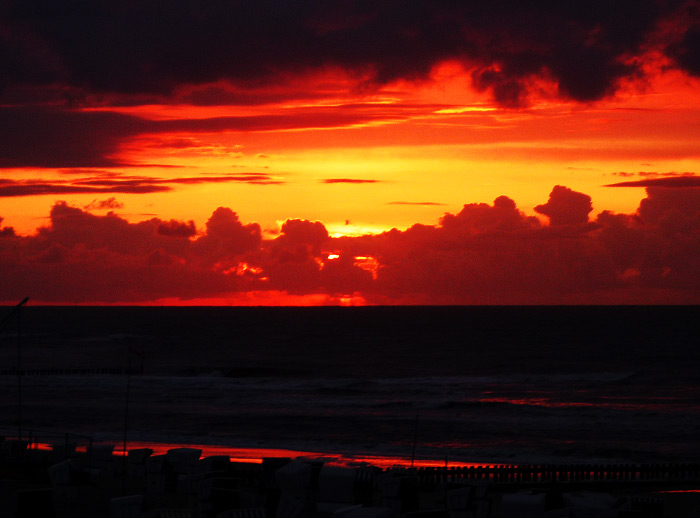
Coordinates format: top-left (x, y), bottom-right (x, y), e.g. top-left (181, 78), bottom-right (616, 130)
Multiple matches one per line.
top-left (5, 61), bottom-right (700, 239)
top-left (2, 2), bottom-right (700, 305)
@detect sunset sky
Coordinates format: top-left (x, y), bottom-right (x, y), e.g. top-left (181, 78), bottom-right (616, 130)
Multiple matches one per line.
top-left (2, 0), bottom-right (700, 304)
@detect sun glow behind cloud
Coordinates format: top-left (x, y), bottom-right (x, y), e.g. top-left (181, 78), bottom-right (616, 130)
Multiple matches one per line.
top-left (2, 1), bottom-right (700, 304)
top-left (3, 51), bottom-right (699, 233)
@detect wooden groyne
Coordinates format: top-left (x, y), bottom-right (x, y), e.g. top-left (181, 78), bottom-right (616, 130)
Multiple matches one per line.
top-left (402, 463), bottom-right (700, 487)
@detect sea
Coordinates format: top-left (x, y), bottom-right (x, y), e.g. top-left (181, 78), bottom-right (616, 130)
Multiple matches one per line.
top-left (0, 306), bottom-right (699, 467)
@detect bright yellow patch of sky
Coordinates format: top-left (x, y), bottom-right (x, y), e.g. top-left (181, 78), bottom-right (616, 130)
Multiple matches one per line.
top-left (3, 60), bottom-right (699, 238)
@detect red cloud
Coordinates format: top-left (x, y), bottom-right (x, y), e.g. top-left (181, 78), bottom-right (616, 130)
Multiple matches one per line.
top-left (440, 195), bottom-right (539, 235)
top-left (157, 220), bottom-right (197, 238)
top-left (192, 208), bottom-right (262, 268)
top-left (0, 217), bottom-right (16, 237)
top-left (2, 185), bottom-right (700, 304)
top-left (534, 185), bottom-right (593, 226)
top-left (279, 219), bottom-right (329, 249)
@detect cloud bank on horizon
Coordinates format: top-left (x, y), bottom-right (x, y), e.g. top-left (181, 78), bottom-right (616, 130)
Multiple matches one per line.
top-left (2, 185), bottom-right (700, 305)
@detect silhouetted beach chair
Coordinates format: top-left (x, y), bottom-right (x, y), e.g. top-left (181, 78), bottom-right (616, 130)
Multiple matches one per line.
top-left (87, 443), bottom-right (115, 476)
top-left (49, 441), bottom-right (76, 463)
top-left (48, 459), bottom-right (99, 516)
top-left (500, 491), bottom-right (546, 518)
top-left (377, 473), bottom-right (419, 517)
top-left (128, 447), bottom-right (154, 479)
top-left (199, 476), bottom-right (241, 516)
top-left (0, 439), bottom-right (28, 460)
top-left (275, 461), bottom-right (313, 518)
top-left (166, 447), bottom-right (202, 477)
top-left (316, 466), bottom-right (362, 518)
top-left (109, 494), bottom-right (143, 518)
top-left (145, 454), bottom-right (169, 494)
top-left (445, 486), bottom-right (472, 517)
top-left (561, 490), bottom-right (619, 516)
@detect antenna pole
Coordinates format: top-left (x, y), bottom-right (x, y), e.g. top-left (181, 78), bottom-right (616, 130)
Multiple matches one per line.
top-left (17, 303), bottom-right (22, 440)
top-left (410, 410), bottom-right (419, 468)
top-left (15, 297), bottom-right (28, 440)
top-left (122, 349), bottom-right (132, 495)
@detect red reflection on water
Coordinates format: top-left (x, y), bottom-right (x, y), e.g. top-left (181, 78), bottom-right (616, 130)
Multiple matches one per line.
top-left (95, 441), bottom-right (484, 468)
top-left (478, 396), bottom-right (700, 412)
top-left (479, 397), bottom-right (595, 408)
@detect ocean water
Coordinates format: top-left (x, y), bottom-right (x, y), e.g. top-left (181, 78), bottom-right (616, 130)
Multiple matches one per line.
top-left (0, 306), bottom-right (699, 466)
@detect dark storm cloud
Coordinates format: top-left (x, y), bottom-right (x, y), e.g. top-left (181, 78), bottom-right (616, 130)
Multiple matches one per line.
top-left (0, 107), bottom-right (141, 167)
top-left (0, 105), bottom-right (396, 168)
top-left (0, 0), bottom-right (693, 106)
top-left (669, 23), bottom-right (700, 76)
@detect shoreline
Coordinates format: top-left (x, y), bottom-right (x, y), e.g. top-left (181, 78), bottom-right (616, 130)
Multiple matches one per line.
top-left (3, 439), bottom-right (700, 517)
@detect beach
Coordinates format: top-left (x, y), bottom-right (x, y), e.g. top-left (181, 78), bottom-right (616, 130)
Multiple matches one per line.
top-left (1, 306), bottom-right (699, 466)
top-left (1, 306), bottom-right (700, 516)
top-left (3, 438), bottom-right (700, 517)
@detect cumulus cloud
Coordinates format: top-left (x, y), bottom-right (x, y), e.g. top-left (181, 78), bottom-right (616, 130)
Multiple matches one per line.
top-left (259, 218), bottom-right (375, 294)
top-left (257, 219), bottom-right (330, 292)
top-left (0, 217), bottom-right (16, 237)
top-left (278, 219), bottom-right (329, 249)
top-left (2, 185), bottom-right (700, 304)
top-left (441, 195), bottom-right (539, 235)
top-left (192, 208), bottom-right (262, 267)
top-left (637, 187), bottom-right (700, 225)
top-left (534, 185), bottom-right (593, 226)
top-left (157, 220), bottom-right (197, 238)
top-left (0, 204), bottom-right (262, 302)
